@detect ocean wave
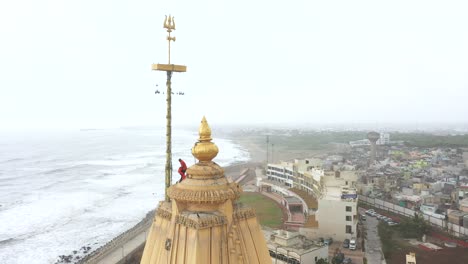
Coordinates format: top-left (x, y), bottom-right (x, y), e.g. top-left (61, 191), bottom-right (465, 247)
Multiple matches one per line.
top-left (0, 158), bottom-right (24, 164)
top-left (77, 158), bottom-right (153, 167)
top-left (43, 164), bottom-right (94, 175)
top-left (0, 238), bottom-right (21, 248)
top-left (0, 129), bottom-right (249, 264)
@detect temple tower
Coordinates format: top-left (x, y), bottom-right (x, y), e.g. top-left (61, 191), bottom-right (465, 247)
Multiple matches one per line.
top-left (141, 117), bottom-right (271, 264)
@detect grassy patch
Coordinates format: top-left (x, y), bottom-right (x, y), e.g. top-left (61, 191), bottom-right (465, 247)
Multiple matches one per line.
top-left (238, 192), bottom-right (283, 228)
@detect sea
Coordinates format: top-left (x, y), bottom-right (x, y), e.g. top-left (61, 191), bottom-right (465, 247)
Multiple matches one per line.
top-left (0, 128), bottom-right (249, 264)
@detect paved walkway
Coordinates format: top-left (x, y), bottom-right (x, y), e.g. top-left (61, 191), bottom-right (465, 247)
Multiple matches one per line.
top-left (96, 230), bottom-right (148, 264)
top-left (360, 208), bottom-right (387, 264)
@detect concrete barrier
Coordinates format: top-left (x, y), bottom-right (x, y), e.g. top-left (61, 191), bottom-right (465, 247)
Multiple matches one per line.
top-left (78, 210), bottom-right (154, 264)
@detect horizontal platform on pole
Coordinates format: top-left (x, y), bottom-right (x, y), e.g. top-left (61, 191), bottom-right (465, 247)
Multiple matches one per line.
top-left (152, 64), bottom-right (187, 72)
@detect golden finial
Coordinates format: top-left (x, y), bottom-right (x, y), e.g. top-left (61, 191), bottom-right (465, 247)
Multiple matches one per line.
top-left (199, 116), bottom-right (212, 141)
top-left (163, 15), bottom-right (176, 64)
top-left (192, 117), bottom-right (219, 162)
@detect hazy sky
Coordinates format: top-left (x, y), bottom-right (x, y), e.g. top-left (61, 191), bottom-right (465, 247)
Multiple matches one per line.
top-left (1, 0), bottom-right (467, 130)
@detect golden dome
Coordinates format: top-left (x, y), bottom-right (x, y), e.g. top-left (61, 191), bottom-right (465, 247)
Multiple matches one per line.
top-left (191, 116), bottom-right (219, 162)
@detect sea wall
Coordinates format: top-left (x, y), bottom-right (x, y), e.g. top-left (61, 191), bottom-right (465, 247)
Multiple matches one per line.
top-left (78, 210), bottom-right (154, 264)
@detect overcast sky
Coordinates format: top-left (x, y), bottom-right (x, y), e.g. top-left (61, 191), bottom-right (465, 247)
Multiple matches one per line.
top-left (1, 0), bottom-right (467, 130)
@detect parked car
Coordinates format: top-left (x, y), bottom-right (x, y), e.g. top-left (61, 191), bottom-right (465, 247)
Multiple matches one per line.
top-left (343, 239), bottom-right (350, 248)
top-left (349, 238), bottom-right (357, 250)
top-left (343, 258), bottom-right (353, 264)
top-left (388, 221), bottom-right (399, 226)
top-left (360, 214), bottom-right (366, 221)
top-left (365, 209), bottom-right (375, 216)
top-left (324, 237), bottom-right (333, 245)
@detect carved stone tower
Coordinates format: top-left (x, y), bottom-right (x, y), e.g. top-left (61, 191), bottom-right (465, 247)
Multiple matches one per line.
top-left (141, 117), bottom-right (271, 263)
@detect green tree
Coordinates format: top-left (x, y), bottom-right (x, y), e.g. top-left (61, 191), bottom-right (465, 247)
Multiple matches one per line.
top-left (398, 214), bottom-right (431, 240)
top-left (378, 222), bottom-right (395, 258)
top-left (316, 258), bottom-right (330, 264)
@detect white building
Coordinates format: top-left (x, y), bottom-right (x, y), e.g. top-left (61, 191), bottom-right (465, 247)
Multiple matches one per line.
top-left (267, 161), bottom-right (294, 187)
top-left (349, 139), bottom-right (370, 147)
top-left (266, 159), bottom-right (359, 241)
top-left (303, 170), bottom-right (359, 241)
top-left (349, 132), bottom-right (390, 146)
top-left (266, 230), bottom-right (329, 264)
top-left (377, 133), bottom-right (390, 145)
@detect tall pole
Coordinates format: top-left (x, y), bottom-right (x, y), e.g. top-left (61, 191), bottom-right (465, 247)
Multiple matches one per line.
top-left (152, 15), bottom-right (186, 202)
top-left (271, 143), bottom-right (274, 163)
top-left (266, 135), bottom-right (269, 165)
top-left (165, 70), bottom-right (173, 202)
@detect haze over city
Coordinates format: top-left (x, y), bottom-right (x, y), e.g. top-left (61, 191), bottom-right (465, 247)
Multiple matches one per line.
top-left (3, 2), bottom-right (468, 264)
top-left (1, 0), bottom-right (467, 130)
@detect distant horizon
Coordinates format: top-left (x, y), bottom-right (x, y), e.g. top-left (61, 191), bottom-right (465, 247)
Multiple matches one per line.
top-left (2, 121), bottom-right (468, 133)
top-left (1, 0), bottom-right (468, 132)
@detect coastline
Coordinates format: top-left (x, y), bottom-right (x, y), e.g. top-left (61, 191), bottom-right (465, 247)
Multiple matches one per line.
top-left (56, 134), bottom-right (264, 263)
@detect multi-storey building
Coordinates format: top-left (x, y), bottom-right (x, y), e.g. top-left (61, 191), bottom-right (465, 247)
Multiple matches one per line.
top-left (267, 161), bottom-right (294, 187)
top-left (377, 133), bottom-right (390, 145)
top-left (266, 230), bottom-right (329, 264)
top-left (266, 159), bottom-right (358, 241)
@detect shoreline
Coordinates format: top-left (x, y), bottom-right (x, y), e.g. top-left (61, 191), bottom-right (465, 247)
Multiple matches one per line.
top-left (56, 135), bottom-right (264, 263)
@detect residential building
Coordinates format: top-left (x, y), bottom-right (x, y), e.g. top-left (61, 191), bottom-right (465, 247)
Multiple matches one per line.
top-left (377, 133), bottom-right (390, 145)
top-left (266, 159), bottom-right (358, 241)
top-left (266, 230), bottom-right (328, 264)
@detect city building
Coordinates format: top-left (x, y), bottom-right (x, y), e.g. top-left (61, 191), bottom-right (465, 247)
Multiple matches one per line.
top-left (265, 230), bottom-right (329, 264)
top-left (377, 133), bottom-right (390, 145)
top-left (267, 161), bottom-right (295, 187)
top-left (266, 159), bottom-right (358, 241)
top-left (348, 132), bottom-right (390, 146)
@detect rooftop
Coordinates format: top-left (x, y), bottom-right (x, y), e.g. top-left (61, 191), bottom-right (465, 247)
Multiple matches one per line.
top-left (323, 186), bottom-right (343, 200)
top-left (264, 229), bottom-right (326, 257)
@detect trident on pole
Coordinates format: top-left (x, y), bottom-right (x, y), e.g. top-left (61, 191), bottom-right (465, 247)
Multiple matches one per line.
top-left (163, 15), bottom-right (176, 64)
top-left (152, 15), bottom-right (187, 202)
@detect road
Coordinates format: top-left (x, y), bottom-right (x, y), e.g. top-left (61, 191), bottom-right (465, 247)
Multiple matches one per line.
top-left (360, 208), bottom-right (386, 264)
top-left (328, 242), bottom-right (364, 264)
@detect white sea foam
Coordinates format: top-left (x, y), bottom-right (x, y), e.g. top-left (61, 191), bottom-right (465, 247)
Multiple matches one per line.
top-left (0, 128), bottom-right (249, 264)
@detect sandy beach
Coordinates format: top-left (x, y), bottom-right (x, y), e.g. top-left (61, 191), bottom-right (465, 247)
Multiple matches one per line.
top-left (228, 133), bottom-right (327, 164)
